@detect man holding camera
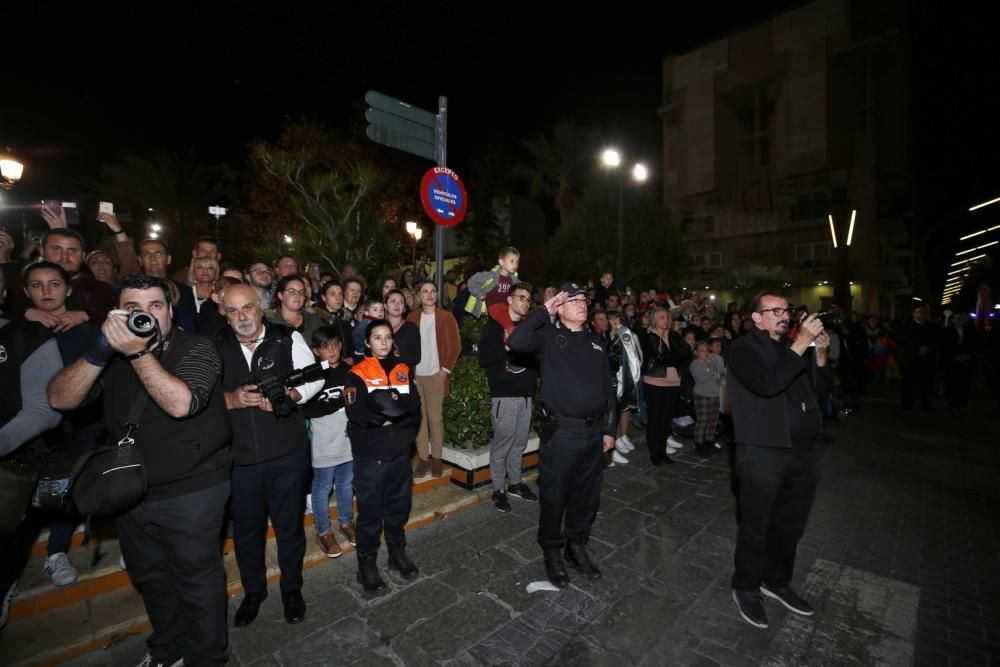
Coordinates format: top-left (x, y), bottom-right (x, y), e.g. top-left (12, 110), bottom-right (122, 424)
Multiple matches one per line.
top-left (48, 274), bottom-right (232, 666)
top-left (217, 284), bottom-right (323, 627)
top-left (725, 291), bottom-right (832, 629)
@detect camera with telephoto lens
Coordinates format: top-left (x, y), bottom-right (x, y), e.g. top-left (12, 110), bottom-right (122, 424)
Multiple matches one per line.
top-left (126, 310), bottom-right (158, 337)
top-left (245, 361), bottom-right (328, 418)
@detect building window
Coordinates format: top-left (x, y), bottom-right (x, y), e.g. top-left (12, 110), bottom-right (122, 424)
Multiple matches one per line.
top-left (794, 243), bottom-right (831, 262)
top-left (737, 88), bottom-right (774, 172)
top-left (693, 252), bottom-right (723, 268)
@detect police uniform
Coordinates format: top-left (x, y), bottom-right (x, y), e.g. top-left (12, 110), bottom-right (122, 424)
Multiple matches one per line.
top-left (344, 353), bottom-right (421, 591)
top-left (507, 284), bottom-right (616, 587)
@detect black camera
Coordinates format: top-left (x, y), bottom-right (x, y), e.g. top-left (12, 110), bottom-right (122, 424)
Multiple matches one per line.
top-left (127, 310), bottom-right (158, 337)
top-left (817, 312), bottom-right (841, 329)
top-left (246, 361), bottom-right (328, 418)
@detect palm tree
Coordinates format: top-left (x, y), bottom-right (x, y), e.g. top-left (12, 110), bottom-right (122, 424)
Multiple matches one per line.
top-left (514, 120), bottom-right (592, 231)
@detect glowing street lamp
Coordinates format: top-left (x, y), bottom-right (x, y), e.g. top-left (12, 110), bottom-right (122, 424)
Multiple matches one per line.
top-left (407, 223), bottom-right (423, 269)
top-left (601, 147), bottom-right (650, 283)
top-left (0, 150), bottom-right (24, 189)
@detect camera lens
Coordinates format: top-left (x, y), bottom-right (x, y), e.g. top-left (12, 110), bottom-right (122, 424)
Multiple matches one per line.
top-left (127, 311), bottom-right (157, 337)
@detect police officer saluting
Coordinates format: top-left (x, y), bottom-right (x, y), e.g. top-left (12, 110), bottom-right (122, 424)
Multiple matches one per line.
top-left (508, 283), bottom-right (617, 588)
top-left (343, 319), bottom-right (422, 592)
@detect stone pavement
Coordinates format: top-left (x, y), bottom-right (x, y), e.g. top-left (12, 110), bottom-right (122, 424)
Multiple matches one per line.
top-left (60, 388), bottom-right (1000, 666)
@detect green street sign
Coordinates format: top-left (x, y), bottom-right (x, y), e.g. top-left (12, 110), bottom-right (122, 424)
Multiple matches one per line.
top-left (364, 90), bottom-right (435, 128)
top-left (365, 125), bottom-right (435, 161)
top-left (365, 108), bottom-right (435, 144)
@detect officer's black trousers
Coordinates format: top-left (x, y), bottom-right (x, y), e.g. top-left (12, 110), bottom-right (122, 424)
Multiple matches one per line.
top-left (901, 358), bottom-right (935, 410)
top-left (732, 444), bottom-right (818, 592)
top-left (537, 423), bottom-right (604, 550)
top-left (354, 452), bottom-right (412, 554)
top-left (231, 448), bottom-right (309, 596)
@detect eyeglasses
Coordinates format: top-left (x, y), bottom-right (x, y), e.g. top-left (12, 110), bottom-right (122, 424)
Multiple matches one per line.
top-left (250, 268), bottom-right (272, 275)
top-left (512, 295), bottom-right (531, 302)
top-left (140, 251), bottom-right (166, 259)
top-left (757, 307), bottom-right (790, 316)
top-left (283, 289), bottom-right (307, 297)
top-left (562, 298), bottom-right (587, 306)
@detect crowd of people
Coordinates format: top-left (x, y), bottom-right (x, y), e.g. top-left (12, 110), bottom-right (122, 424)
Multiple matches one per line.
top-left (2, 208), bottom-right (998, 664)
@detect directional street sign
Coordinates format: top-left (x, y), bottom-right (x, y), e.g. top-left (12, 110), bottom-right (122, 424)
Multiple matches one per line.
top-left (364, 91), bottom-right (438, 161)
top-left (420, 166), bottom-right (467, 227)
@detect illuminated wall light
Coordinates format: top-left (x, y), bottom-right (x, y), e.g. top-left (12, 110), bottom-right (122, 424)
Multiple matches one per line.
top-left (845, 209), bottom-right (857, 246)
top-left (950, 254), bottom-right (986, 266)
top-left (947, 267), bottom-right (971, 276)
top-left (827, 215), bottom-right (838, 249)
top-left (955, 240), bottom-right (998, 256)
top-left (969, 196), bottom-right (1000, 211)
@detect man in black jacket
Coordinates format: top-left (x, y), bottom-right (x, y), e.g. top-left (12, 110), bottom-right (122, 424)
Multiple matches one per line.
top-left (479, 282), bottom-right (539, 513)
top-left (48, 274), bottom-right (231, 666)
top-left (726, 291), bottom-right (831, 630)
top-left (897, 304), bottom-right (938, 411)
top-left (218, 285), bottom-right (324, 628)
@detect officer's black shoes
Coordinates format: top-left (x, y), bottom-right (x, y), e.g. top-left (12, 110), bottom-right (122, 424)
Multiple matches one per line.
top-left (386, 542), bottom-right (419, 580)
top-left (733, 589), bottom-right (769, 629)
top-left (493, 491), bottom-right (512, 513)
top-left (564, 540), bottom-right (602, 581)
top-left (650, 456), bottom-right (675, 467)
top-left (234, 590), bottom-right (267, 627)
top-left (543, 549), bottom-right (571, 589)
top-left (357, 550), bottom-right (387, 592)
top-left (281, 590), bottom-right (306, 624)
top-left (507, 483), bottom-right (538, 502)
top-left (760, 584), bottom-right (815, 616)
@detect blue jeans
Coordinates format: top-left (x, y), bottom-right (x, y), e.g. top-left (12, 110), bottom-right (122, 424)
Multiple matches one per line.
top-left (311, 461), bottom-right (354, 534)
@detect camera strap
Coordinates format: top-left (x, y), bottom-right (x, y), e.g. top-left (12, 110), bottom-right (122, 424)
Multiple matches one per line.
top-left (119, 328), bottom-right (177, 446)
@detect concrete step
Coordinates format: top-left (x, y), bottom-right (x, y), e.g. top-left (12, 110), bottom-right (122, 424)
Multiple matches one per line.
top-left (1, 470), bottom-right (489, 666)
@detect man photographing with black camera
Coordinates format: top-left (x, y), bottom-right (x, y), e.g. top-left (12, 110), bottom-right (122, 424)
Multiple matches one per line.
top-left (47, 273), bottom-right (232, 667)
top-left (217, 284), bottom-right (323, 628)
top-left (726, 291), bottom-right (832, 630)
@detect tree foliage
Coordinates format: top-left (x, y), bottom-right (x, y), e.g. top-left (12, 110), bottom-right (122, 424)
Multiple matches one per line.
top-left (240, 120), bottom-right (424, 278)
top-left (714, 265), bottom-right (786, 310)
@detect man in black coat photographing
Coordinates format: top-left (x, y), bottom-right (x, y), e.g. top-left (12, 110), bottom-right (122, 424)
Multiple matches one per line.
top-left (726, 291), bottom-right (832, 629)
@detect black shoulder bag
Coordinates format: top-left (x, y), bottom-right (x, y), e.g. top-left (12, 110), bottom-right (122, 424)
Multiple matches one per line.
top-left (67, 387), bottom-right (149, 518)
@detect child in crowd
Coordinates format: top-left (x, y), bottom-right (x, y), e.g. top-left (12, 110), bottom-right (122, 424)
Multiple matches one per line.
top-left (305, 326), bottom-right (356, 558)
top-left (353, 298), bottom-right (386, 358)
top-left (689, 340), bottom-right (725, 458)
top-left (466, 246), bottom-right (521, 336)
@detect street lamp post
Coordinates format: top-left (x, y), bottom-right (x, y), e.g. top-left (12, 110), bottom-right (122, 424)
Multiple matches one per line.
top-left (828, 209), bottom-right (857, 309)
top-left (601, 148), bottom-right (648, 284)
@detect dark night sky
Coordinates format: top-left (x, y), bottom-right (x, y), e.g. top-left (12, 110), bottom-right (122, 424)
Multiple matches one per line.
top-left (3, 2), bottom-right (998, 252)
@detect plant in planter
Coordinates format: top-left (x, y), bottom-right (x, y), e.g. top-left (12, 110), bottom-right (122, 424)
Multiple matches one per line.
top-left (442, 315), bottom-right (493, 450)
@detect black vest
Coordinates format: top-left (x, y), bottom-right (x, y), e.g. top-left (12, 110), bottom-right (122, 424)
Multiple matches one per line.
top-left (217, 323), bottom-right (309, 465)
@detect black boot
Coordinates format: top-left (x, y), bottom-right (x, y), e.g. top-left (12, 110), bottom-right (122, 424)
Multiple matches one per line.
top-left (543, 548), bottom-right (570, 588)
top-left (695, 441), bottom-right (714, 458)
top-left (356, 550), bottom-right (386, 592)
top-left (386, 541), bottom-right (419, 580)
top-left (564, 539), bottom-right (602, 581)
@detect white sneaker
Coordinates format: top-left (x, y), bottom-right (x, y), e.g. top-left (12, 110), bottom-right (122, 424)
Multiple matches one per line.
top-left (1, 580), bottom-right (17, 629)
top-left (666, 446), bottom-right (679, 455)
top-left (43, 553), bottom-right (79, 587)
top-left (667, 436), bottom-right (685, 450)
top-left (714, 441), bottom-right (723, 450)
top-left (305, 495), bottom-right (313, 515)
top-left (621, 435), bottom-right (636, 452)
top-left (119, 554), bottom-right (127, 571)
top-left (612, 450), bottom-right (629, 465)
top-left (614, 438), bottom-right (630, 454)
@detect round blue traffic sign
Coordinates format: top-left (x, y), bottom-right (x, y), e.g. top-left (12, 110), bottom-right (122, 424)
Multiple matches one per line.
top-left (420, 166), bottom-right (468, 227)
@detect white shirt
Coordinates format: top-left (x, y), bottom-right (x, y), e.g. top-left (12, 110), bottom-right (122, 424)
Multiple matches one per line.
top-left (238, 325), bottom-right (324, 404)
top-left (415, 311), bottom-right (440, 376)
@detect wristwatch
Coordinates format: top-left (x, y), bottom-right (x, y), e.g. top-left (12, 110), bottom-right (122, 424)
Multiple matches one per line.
top-left (126, 349), bottom-right (151, 361)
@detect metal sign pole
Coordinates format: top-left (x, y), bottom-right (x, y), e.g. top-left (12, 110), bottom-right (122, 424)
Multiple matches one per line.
top-left (435, 96), bottom-right (448, 297)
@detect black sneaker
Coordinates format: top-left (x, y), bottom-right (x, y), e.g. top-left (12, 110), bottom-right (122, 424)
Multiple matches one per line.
top-left (507, 483), bottom-right (538, 502)
top-left (505, 364), bottom-right (526, 374)
top-left (760, 584), bottom-right (814, 616)
top-left (492, 491), bottom-right (511, 513)
top-left (732, 589), bottom-right (769, 629)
